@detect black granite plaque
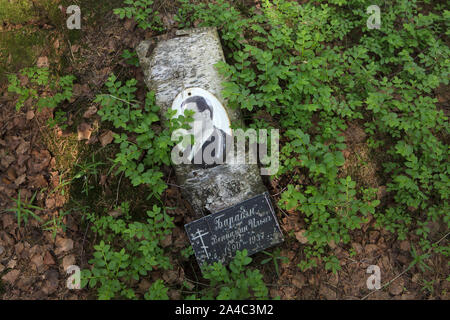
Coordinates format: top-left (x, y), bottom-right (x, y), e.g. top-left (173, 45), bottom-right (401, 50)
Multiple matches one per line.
top-left (185, 192), bottom-right (284, 266)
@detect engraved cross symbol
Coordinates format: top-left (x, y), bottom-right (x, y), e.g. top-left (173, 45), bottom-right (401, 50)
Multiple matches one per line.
top-left (192, 229), bottom-right (210, 259)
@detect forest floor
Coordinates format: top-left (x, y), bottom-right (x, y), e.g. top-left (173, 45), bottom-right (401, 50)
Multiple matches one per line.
top-left (0, 0), bottom-right (448, 300)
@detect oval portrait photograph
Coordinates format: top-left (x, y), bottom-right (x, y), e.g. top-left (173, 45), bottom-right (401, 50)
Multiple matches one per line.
top-left (171, 88), bottom-right (233, 168)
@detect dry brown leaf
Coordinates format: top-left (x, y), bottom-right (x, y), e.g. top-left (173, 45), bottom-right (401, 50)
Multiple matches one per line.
top-left (17, 74), bottom-right (29, 87)
top-left (29, 175), bottom-right (48, 188)
top-left (7, 259), bottom-right (17, 269)
top-left (162, 270), bottom-right (179, 284)
top-left (124, 19), bottom-right (137, 31)
top-left (62, 254), bottom-right (76, 271)
top-left (6, 167), bottom-right (16, 180)
top-left (45, 197), bottom-right (56, 210)
top-left (87, 135), bottom-right (98, 145)
top-left (83, 106), bottom-right (98, 118)
top-left (160, 235), bottom-right (172, 248)
top-left (364, 244), bottom-right (378, 255)
top-left (108, 209), bottom-right (123, 218)
top-left (17, 154), bottom-right (30, 167)
top-left (72, 84), bottom-right (83, 96)
top-left (37, 56), bottom-right (49, 68)
top-left (138, 279), bottom-right (151, 293)
top-left (292, 274), bottom-right (306, 289)
top-left (389, 278), bottom-right (404, 296)
top-left (168, 290), bottom-right (181, 300)
top-left (15, 243), bottom-right (24, 256)
top-left (16, 141), bottom-right (30, 155)
top-left (107, 39), bottom-right (117, 52)
top-left (2, 269), bottom-right (20, 284)
top-left (28, 150), bottom-right (51, 173)
top-left (295, 230), bottom-right (308, 244)
top-left (173, 227), bottom-right (188, 248)
top-left (14, 174), bottom-right (26, 186)
top-left (42, 269), bottom-right (59, 295)
top-left (16, 276), bottom-right (34, 291)
top-left (351, 242), bottom-right (363, 255)
top-left (55, 237), bottom-right (74, 255)
top-left (319, 285), bottom-right (337, 299)
top-left (26, 110), bottom-right (35, 120)
top-left (399, 240), bottom-right (410, 252)
top-left (43, 251), bottom-right (55, 265)
top-left (31, 253), bottom-right (44, 272)
top-left (2, 214), bottom-right (15, 229)
top-left (54, 194), bottom-right (66, 208)
top-left (99, 130), bottom-right (114, 147)
top-left (1, 154), bottom-right (15, 168)
top-left (77, 122), bottom-right (92, 141)
top-left (99, 175), bottom-right (107, 186)
top-left (71, 44), bottom-right (80, 53)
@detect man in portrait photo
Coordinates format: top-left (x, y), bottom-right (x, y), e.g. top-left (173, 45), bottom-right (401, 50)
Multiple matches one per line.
top-left (180, 95), bottom-right (232, 169)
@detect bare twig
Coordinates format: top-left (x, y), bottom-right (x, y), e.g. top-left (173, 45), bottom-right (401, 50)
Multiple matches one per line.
top-left (107, 94), bottom-right (139, 106)
top-left (115, 171), bottom-right (125, 207)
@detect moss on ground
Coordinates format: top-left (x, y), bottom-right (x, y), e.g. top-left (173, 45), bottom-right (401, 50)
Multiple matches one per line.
top-left (0, 0), bottom-right (34, 24)
top-left (0, 27), bottom-right (49, 80)
top-left (0, 0), bottom-right (62, 25)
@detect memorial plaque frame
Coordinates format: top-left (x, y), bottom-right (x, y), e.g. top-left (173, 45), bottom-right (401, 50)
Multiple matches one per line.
top-left (185, 192), bottom-right (284, 267)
